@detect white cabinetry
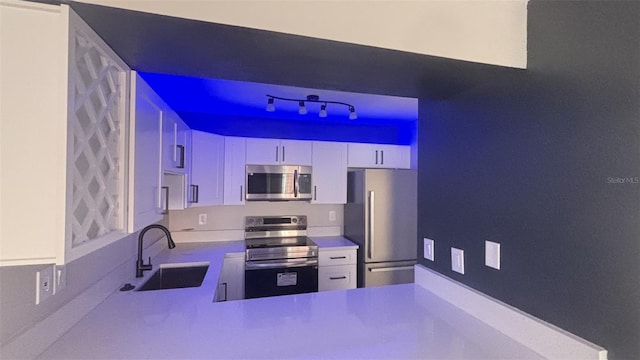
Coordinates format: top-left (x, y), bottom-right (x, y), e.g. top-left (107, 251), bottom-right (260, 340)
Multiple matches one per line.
top-left (223, 137), bottom-right (246, 205)
top-left (1, 3), bottom-right (131, 265)
top-left (318, 247), bottom-right (357, 291)
top-left (215, 253), bottom-right (245, 301)
top-left (347, 143), bottom-right (410, 169)
top-left (246, 138), bottom-right (311, 165)
top-left (311, 142), bottom-right (348, 204)
top-left (161, 112), bottom-right (188, 173)
top-left (129, 73), bottom-right (164, 231)
top-left (189, 131), bottom-right (224, 207)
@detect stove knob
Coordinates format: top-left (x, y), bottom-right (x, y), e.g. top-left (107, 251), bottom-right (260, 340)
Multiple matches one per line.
top-left (292, 218), bottom-right (298, 224)
top-left (298, 217), bottom-right (306, 225)
top-left (247, 218), bottom-right (254, 226)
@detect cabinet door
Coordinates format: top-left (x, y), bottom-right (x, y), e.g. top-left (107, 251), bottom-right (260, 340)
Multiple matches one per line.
top-left (0, 2), bottom-right (65, 265)
top-left (347, 143), bottom-right (378, 168)
top-left (312, 141), bottom-right (347, 204)
top-left (377, 144), bottom-right (410, 169)
top-left (347, 143), bottom-right (410, 169)
top-left (190, 131), bottom-right (224, 207)
top-left (319, 265), bottom-right (357, 291)
top-left (129, 74), bottom-right (163, 232)
top-left (223, 137), bottom-right (246, 205)
top-left (246, 138), bottom-right (312, 165)
top-left (216, 254), bottom-right (245, 301)
top-left (281, 139), bottom-right (312, 165)
top-left (245, 138), bottom-right (280, 165)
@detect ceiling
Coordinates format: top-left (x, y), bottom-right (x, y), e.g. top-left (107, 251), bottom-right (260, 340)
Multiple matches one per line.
top-left (63, 1), bottom-right (524, 143)
top-left (140, 73), bottom-right (419, 124)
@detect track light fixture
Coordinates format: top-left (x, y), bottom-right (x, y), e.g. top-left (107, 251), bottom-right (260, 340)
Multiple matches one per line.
top-left (266, 94), bottom-right (357, 119)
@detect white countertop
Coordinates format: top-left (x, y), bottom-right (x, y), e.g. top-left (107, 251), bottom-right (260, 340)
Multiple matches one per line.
top-left (312, 236), bottom-right (359, 249)
top-left (38, 239), bottom-right (542, 360)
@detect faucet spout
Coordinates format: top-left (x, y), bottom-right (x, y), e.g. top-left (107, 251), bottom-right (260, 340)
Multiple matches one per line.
top-left (136, 224), bottom-right (176, 278)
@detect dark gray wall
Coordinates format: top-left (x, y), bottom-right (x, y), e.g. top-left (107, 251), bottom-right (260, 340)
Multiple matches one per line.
top-left (417, 2), bottom-right (640, 359)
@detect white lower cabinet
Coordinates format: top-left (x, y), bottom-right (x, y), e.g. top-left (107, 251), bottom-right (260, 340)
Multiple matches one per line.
top-left (215, 253), bottom-right (245, 301)
top-left (318, 247), bottom-right (357, 291)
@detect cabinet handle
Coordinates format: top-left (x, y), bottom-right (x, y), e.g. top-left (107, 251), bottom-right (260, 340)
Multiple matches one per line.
top-left (369, 266), bottom-right (414, 273)
top-left (190, 184), bottom-right (199, 203)
top-left (176, 145), bottom-right (185, 169)
top-left (293, 169), bottom-right (298, 198)
top-left (329, 256), bottom-right (347, 260)
top-left (314, 185), bottom-right (317, 200)
top-left (368, 191), bottom-right (375, 259)
top-left (220, 282), bottom-right (227, 302)
top-left (161, 186), bottom-right (169, 214)
top-left (275, 146), bottom-right (279, 162)
top-left (240, 185), bottom-right (243, 202)
top-left (380, 150), bottom-right (384, 165)
top-left (329, 276), bottom-right (347, 280)
top-left (375, 150), bottom-right (378, 164)
top-left (282, 146), bottom-right (285, 162)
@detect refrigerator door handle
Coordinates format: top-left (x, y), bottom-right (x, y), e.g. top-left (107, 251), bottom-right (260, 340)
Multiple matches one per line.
top-left (369, 266), bottom-right (414, 273)
top-left (368, 190), bottom-right (375, 259)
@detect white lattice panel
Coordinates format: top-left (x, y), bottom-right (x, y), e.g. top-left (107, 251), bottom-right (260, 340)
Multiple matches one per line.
top-left (69, 30), bottom-right (124, 247)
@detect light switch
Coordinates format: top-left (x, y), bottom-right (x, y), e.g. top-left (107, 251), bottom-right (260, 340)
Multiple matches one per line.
top-left (451, 248), bottom-right (465, 274)
top-left (198, 213), bottom-right (207, 225)
top-left (423, 238), bottom-right (434, 261)
top-left (485, 241), bottom-right (501, 270)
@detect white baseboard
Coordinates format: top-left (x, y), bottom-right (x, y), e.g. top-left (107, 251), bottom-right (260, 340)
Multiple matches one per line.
top-left (414, 265), bottom-right (607, 360)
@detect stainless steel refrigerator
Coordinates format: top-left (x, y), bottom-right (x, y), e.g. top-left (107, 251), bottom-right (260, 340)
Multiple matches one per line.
top-left (344, 169), bottom-right (417, 288)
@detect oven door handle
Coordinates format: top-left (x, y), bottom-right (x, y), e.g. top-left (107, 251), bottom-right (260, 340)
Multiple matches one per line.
top-left (293, 169), bottom-right (298, 198)
top-left (245, 258), bottom-right (318, 270)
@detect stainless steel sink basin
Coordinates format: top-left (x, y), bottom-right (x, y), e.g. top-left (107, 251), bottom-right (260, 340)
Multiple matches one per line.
top-left (137, 263), bottom-right (209, 291)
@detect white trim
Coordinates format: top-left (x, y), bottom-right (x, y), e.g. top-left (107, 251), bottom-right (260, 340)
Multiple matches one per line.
top-left (0, 0), bottom-right (60, 12)
top-left (414, 265), bottom-right (607, 360)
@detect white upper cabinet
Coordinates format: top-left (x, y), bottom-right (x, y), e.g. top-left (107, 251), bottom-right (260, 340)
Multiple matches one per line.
top-left (311, 142), bottom-right (348, 204)
top-left (223, 137), bottom-right (247, 205)
top-left (245, 138), bottom-right (312, 165)
top-left (189, 131), bottom-right (224, 207)
top-left (129, 73), bottom-right (164, 231)
top-left (162, 111), bottom-right (188, 173)
top-left (347, 143), bottom-right (410, 169)
top-left (1, 3), bottom-right (131, 265)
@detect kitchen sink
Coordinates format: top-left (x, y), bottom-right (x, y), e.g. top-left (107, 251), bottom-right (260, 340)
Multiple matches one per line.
top-left (137, 263), bottom-right (209, 291)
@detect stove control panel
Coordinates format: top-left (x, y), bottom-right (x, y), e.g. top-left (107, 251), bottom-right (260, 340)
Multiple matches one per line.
top-left (245, 215), bottom-right (307, 229)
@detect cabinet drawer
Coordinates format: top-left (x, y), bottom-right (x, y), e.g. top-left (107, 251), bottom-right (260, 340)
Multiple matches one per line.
top-left (319, 265), bottom-right (356, 291)
top-left (319, 248), bottom-right (356, 266)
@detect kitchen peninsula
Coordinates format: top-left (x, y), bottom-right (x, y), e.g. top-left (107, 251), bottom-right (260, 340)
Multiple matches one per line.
top-left (33, 239), bottom-right (596, 360)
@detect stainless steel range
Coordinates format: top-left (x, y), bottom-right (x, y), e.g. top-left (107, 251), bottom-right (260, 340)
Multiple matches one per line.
top-left (244, 215), bottom-right (318, 299)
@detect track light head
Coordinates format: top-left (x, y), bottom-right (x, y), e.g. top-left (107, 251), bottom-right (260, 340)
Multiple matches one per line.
top-left (349, 106), bottom-right (357, 120)
top-left (298, 101), bottom-right (307, 115)
top-left (266, 97), bottom-right (275, 112)
top-left (319, 103), bottom-right (327, 118)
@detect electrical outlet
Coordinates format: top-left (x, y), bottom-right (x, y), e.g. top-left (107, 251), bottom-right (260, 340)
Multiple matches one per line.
top-left (485, 241), bottom-right (501, 270)
top-left (423, 238), bottom-right (434, 261)
top-left (198, 213), bottom-right (207, 225)
top-left (55, 266), bottom-right (67, 293)
top-left (451, 248), bottom-right (465, 274)
top-left (36, 265), bottom-right (55, 304)
top-left (329, 211), bottom-right (336, 222)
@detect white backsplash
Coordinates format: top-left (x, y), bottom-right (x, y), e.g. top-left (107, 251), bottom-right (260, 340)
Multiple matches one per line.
top-left (168, 202), bottom-right (344, 242)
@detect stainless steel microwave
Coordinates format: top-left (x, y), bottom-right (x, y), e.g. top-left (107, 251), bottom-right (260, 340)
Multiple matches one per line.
top-left (245, 165), bottom-right (312, 201)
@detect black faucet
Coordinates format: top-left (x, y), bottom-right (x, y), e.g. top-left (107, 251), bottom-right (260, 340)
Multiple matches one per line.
top-left (136, 224), bottom-right (176, 278)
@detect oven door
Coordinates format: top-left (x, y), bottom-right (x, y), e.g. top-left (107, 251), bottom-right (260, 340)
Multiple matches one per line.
top-left (245, 259), bottom-right (318, 299)
top-left (246, 165), bottom-right (312, 201)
